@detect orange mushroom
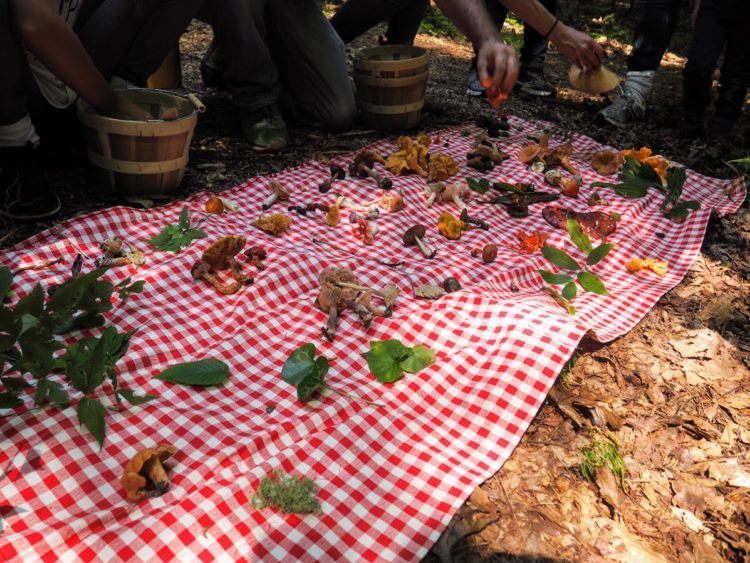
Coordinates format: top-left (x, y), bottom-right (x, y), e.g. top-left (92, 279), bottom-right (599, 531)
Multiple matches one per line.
top-left (591, 150), bottom-right (624, 176)
top-left (121, 444), bottom-right (177, 502)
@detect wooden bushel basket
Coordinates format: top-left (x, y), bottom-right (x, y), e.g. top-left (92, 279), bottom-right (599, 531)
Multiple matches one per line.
top-left (354, 45), bottom-right (429, 131)
top-left (77, 89), bottom-right (204, 197)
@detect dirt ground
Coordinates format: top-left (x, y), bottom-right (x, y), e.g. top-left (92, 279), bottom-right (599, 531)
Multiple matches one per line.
top-left (2, 6), bottom-right (749, 562)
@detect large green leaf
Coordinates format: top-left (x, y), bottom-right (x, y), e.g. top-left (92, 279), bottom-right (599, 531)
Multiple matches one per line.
top-left (541, 246), bottom-right (581, 271)
top-left (154, 358), bottom-right (230, 386)
top-left (281, 344), bottom-right (317, 385)
top-left (0, 392), bottom-right (22, 408)
top-left (399, 345), bottom-right (435, 374)
top-left (586, 243), bottom-right (615, 266)
top-left (363, 348), bottom-right (403, 383)
top-left (297, 369), bottom-right (325, 403)
top-left (77, 397), bottom-right (106, 448)
top-left (466, 177), bottom-right (490, 194)
top-left (665, 166), bottom-right (687, 200)
top-left (566, 219), bottom-right (592, 254)
top-left (577, 272), bottom-right (608, 295)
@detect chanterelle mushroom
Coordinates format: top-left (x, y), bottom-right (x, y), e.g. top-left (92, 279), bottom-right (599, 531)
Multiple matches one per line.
top-left (403, 225), bottom-right (436, 259)
top-left (349, 150), bottom-right (392, 190)
top-left (121, 444), bottom-right (177, 502)
top-left (191, 235), bottom-right (253, 295)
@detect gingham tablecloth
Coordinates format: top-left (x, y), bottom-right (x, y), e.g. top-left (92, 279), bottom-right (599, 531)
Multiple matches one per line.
top-left (1, 118), bottom-right (744, 561)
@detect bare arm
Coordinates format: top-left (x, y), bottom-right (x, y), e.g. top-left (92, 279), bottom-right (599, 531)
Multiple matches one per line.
top-left (10, 0), bottom-right (150, 119)
top-left (499, 0), bottom-right (604, 71)
top-left (433, 0), bottom-right (519, 95)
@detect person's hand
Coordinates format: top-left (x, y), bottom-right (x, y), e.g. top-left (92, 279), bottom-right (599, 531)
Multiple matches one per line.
top-left (476, 38), bottom-right (520, 101)
top-left (548, 24), bottom-right (604, 73)
top-left (98, 90), bottom-right (153, 121)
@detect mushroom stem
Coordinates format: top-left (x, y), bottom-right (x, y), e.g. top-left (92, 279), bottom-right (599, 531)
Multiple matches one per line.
top-left (414, 235), bottom-right (436, 259)
top-left (262, 193), bottom-right (278, 210)
top-left (323, 306), bottom-right (339, 342)
top-left (460, 209), bottom-right (490, 230)
top-left (335, 281), bottom-right (384, 297)
top-left (202, 272), bottom-right (241, 295)
top-left (451, 193), bottom-right (467, 210)
top-left (345, 299), bottom-right (375, 328)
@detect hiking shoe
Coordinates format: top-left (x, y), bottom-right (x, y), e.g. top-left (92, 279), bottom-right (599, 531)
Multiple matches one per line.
top-left (516, 71), bottom-right (556, 97)
top-left (241, 103), bottom-right (288, 153)
top-left (466, 58), bottom-right (485, 98)
top-left (595, 94), bottom-right (645, 127)
top-left (200, 39), bottom-right (228, 91)
top-left (0, 144), bottom-right (60, 221)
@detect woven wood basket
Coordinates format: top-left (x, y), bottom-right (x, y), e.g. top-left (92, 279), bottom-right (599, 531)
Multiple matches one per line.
top-left (354, 45), bottom-right (429, 131)
top-left (77, 89), bottom-right (204, 196)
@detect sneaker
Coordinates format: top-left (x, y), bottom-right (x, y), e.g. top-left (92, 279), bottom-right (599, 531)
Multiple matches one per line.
top-left (516, 71), bottom-right (556, 97)
top-left (466, 58), bottom-right (485, 98)
top-left (595, 93), bottom-right (645, 127)
top-left (241, 103), bottom-right (289, 153)
top-left (200, 39), bottom-right (228, 91)
top-left (0, 144), bottom-right (61, 221)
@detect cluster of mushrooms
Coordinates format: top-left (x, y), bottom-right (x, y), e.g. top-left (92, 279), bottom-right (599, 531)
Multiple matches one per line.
top-left (191, 235), bottom-right (267, 295)
top-left (316, 268), bottom-right (399, 341)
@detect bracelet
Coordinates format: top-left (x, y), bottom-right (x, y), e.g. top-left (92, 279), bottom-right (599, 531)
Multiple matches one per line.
top-left (544, 17), bottom-right (559, 39)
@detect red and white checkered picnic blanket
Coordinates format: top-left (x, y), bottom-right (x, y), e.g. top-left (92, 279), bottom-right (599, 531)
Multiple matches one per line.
top-left (1, 117), bottom-right (744, 561)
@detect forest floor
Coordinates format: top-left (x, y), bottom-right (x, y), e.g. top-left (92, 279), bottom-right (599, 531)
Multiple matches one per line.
top-left (1, 4), bottom-right (748, 561)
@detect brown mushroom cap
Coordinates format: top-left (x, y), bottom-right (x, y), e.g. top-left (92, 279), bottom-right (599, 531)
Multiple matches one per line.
top-left (482, 244), bottom-right (498, 264)
top-left (591, 150), bottom-right (623, 176)
top-left (403, 225), bottom-right (427, 245)
top-left (269, 180), bottom-right (290, 199)
top-left (518, 145), bottom-right (543, 163)
top-left (244, 246), bottom-right (267, 260)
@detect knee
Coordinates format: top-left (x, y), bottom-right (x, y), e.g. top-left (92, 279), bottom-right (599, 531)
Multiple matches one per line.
top-left (320, 100), bottom-right (357, 133)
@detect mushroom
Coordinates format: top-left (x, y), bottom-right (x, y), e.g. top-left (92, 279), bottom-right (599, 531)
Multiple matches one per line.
top-left (288, 203), bottom-right (329, 216)
top-left (349, 150), bottom-right (392, 190)
top-left (205, 197), bottom-right (225, 214)
top-left (545, 143), bottom-right (580, 176)
top-left (251, 214), bottom-right (292, 236)
top-left (518, 133), bottom-right (550, 164)
top-left (403, 225), bottom-right (436, 259)
top-left (318, 164), bottom-right (346, 193)
top-left (316, 268), bottom-right (360, 341)
top-left (332, 281), bottom-right (399, 318)
top-left (244, 246), bottom-right (267, 270)
top-left (414, 284), bottom-right (445, 299)
top-left (481, 244), bottom-right (497, 264)
top-left (440, 183), bottom-right (469, 210)
top-left (467, 140), bottom-right (509, 172)
top-left (378, 191), bottom-right (404, 212)
top-left (191, 235), bottom-right (253, 295)
top-left (94, 238), bottom-right (146, 268)
top-left (424, 182), bottom-right (447, 207)
top-left (460, 208), bottom-right (489, 230)
top-left (121, 444), bottom-right (177, 502)
top-left (545, 169), bottom-right (581, 198)
top-left (427, 153), bottom-right (458, 182)
top-left (325, 196), bottom-right (343, 226)
top-left (443, 277), bottom-right (462, 293)
top-left (348, 209), bottom-right (379, 223)
top-left (587, 192), bottom-right (609, 206)
top-left (591, 151), bottom-right (624, 176)
top-left (568, 64), bottom-right (620, 94)
top-left (262, 180), bottom-right (290, 210)
top-left (437, 212), bottom-right (471, 240)
top-left (354, 219), bottom-right (379, 245)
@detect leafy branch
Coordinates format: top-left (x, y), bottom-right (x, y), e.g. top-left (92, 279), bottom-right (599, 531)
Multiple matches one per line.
top-left (0, 265), bottom-right (154, 448)
top-left (591, 157), bottom-right (700, 221)
top-left (538, 219), bottom-right (614, 315)
top-left (147, 206), bottom-right (206, 252)
top-left (282, 343), bottom-right (385, 407)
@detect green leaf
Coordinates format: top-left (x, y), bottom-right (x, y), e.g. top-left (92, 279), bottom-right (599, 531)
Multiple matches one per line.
top-left (297, 368), bottom-right (325, 403)
top-left (47, 381), bottom-right (69, 408)
top-left (539, 270), bottom-right (573, 285)
top-left (0, 391), bottom-right (22, 408)
top-left (541, 246), bottom-right (581, 271)
top-left (0, 267), bottom-right (12, 299)
top-left (664, 200), bottom-right (700, 221)
top-left (665, 166), bottom-right (687, 199)
top-left (466, 177), bottom-right (490, 194)
top-left (577, 272), bottom-right (608, 295)
top-left (586, 243), bottom-right (615, 266)
top-left (116, 388), bottom-right (159, 405)
top-left (14, 284), bottom-right (44, 320)
top-left (363, 340), bottom-right (413, 383)
top-left (281, 343), bottom-right (317, 385)
top-left (61, 327), bottom-right (134, 394)
top-left (492, 181), bottom-right (525, 193)
top-left (562, 281), bottom-right (578, 301)
top-left (77, 397), bottom-right (106, 448)
top-left (1, 376), bottom-right (32, 392)
top-left (566, 219), bottom-right (592, 254)
top-left (399, 345), bottom-right (435, 374)
top-left (117, 279), bottom-right (145, 303)
top-left (154, 358), bottom-right (230, 386)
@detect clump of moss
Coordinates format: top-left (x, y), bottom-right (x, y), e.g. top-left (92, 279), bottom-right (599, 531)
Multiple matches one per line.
top-left (251, 471), bottom-right (320, 514)
top-left (580, 428), bottom-right (628, 492)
